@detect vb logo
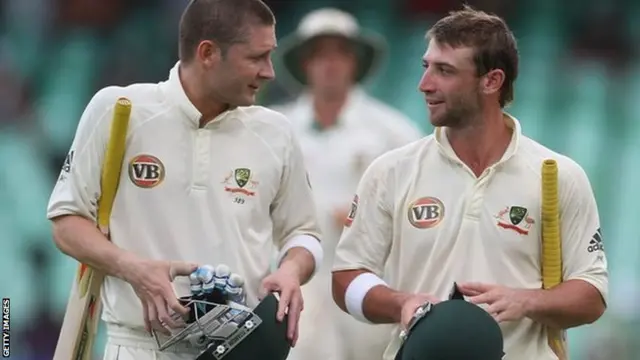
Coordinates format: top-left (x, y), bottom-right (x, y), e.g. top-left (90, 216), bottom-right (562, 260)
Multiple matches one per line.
top-left (128, 154), bottom-right (165, 188)
top-left (408, 197), bottom-right (445, 229)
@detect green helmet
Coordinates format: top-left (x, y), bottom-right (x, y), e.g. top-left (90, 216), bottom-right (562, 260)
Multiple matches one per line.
top-left (154, 291), bottom-right (290, 360)
top-left (195, 293), bottom-right (291, 360)
top-left (395, 285), bottom-right (504, 360)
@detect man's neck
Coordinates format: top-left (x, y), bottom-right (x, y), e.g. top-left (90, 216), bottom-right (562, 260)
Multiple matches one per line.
top-left (312, 89), bottom-right (349, 129)
top-left (446, 106), bottom-right (512, 177)
top-left (178, 64), bottom-right (229, 127)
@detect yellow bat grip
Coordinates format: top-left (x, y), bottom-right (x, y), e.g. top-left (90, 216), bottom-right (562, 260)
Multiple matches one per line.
top-left (541, 159), bottom-right (562, 289)
top-left (541, 159), bottom-right (566, 360)
top-left (96, 97), bottom-right (132, 235)
top-left (78, 98), bottom-right (131, 296)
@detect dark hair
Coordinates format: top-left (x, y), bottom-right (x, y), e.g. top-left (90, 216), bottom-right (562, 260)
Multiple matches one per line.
top-left (178, 0), bottom-right (275, 62)
top-left (426, 5), bottom-right (519, 108)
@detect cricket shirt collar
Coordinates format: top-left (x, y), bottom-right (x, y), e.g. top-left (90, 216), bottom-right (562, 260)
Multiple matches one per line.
top-left (163, 61), bottom-right (238, 128)
top-left (434, 112), bottom-right (522, 166)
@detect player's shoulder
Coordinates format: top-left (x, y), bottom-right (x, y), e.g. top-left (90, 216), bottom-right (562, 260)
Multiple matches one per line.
top-left (87, 82), bottom-right (168, 118)
top-left (237, 105), bottom-right (293, 130)
top-left (365, 135), bottom-right (435, 176)
top-left (517, 136), bottom-right (591, 185)
top-left (235, 105), bottom-right (297, 145)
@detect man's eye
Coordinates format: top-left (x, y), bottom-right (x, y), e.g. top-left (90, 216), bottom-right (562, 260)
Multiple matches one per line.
top-left (252, 53), bottom-right (269, 60)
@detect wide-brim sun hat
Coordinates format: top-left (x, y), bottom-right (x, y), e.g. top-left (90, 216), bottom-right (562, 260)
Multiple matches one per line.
top-left (276, 7), bottom-right (387, 91)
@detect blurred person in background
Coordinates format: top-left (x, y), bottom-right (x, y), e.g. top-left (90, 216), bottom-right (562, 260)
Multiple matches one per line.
top-left (271, 8), bottom-right (423, 360)
top-left (46, 0), bottom-right (323, 359)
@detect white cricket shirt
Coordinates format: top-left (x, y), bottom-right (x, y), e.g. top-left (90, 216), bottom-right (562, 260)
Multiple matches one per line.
top-left (47, 62), bottom-right (321, 330)
top-left (333, 114), bottom-right (608, 360)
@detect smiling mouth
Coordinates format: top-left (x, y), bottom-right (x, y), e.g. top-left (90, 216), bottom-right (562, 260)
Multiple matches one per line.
top-left (427, 100), bottom-right (444, 106)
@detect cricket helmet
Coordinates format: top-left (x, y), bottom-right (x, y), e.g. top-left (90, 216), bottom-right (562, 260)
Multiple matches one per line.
top-left (395, 285), bottom-right (504, 360)
top-left (154, 290), bottom-right (290, 360)
top-left (195, 292), bottom-right (290, 360)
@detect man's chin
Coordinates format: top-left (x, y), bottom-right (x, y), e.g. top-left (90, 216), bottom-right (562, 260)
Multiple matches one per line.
top-left (429, 114), bottom-right (447, 127)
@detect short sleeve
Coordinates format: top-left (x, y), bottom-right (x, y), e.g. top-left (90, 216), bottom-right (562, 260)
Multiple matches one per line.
top-left (46, 88), bottom-right (116, 222)
top-left (270, 126), bottom-right (321, 247)
top-left (559, 163), bottom-right (609, 304)
top-left (332, 156), bottom-right (393, 277)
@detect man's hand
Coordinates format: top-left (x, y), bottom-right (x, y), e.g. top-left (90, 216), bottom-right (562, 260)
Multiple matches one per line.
top-left (400, 293), bottom-right (441, 330)
top-left (457, 282), bottom-right (540, 323)
top-left (120, 256), bottom-right (198, 335)
top-left (259, 262), bottom-right (303, 347)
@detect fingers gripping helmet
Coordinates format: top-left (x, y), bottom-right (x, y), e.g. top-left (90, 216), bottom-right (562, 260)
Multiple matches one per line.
top-left (154, 290), bottom-right (291, 360)
top-left (395, 283), bottom-right (505, 360)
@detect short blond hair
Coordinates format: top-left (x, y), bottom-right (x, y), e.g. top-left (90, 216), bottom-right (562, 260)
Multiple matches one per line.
top-left (179, 0), bottom-right (275, 62)
top-left (426, 5), bottom-right (519, 108)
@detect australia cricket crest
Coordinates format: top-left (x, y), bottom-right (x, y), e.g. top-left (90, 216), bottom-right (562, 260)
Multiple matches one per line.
top-left (495, 205), bottom-right (535, 235)
top-left (222, 168), bottom-right (259, 204)
top-left (234, 168), bottom-right (250, 188)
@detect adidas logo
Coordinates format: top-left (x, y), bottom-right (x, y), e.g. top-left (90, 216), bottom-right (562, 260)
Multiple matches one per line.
top-left (60, 150), bottom-right (74, 174)
top-left (588, 239), bottom-right (603, 253)
top-left (587, 228), bottom-right (604, 253)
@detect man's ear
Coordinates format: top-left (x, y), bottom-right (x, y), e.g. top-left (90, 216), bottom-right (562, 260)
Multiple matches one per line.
top-left (196, 40), bottom-right (222, 67)
top-left (481, 69), bottom-right (505, 97)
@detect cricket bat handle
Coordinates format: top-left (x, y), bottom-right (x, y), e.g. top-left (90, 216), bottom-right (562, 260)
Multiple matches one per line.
top-left (541, 159), bottom-right (567, 360)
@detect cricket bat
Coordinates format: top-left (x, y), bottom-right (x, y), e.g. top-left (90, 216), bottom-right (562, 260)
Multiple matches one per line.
top-left (53, 97), bottom-right (132, 360)
top-left (541, 159), bottom-right (567, 360)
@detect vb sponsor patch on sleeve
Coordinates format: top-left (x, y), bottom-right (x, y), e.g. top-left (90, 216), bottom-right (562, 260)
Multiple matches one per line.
top-left (344, 194), bottom-right (359, 227)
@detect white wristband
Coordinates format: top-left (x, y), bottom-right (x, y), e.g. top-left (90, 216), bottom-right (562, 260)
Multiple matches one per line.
top-left (345, 272), bottom-right (387, 324)
top-left (277, 234), bottom-right (323, 278)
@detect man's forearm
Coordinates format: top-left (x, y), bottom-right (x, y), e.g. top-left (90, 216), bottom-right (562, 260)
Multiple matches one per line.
top-left (527, 279), bottom-right (606, 329)
top-left (52, 214), bottom-right (137, 280)
top-left (333, 269), bottom-right (408, 324)
top-left (361, 285), bottom-right (409, 324)
top-left (279, 247), bottom-right (315, 285)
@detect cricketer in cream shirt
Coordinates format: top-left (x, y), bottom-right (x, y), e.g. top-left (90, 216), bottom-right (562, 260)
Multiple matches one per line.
top-left (272, 88), bottom-right (422, 272)
top-left (333, 114), bottom-right (608, 360)
top-left (47, 63), bottom-right (322, 332)
top-left (271, 88), bottom-right (422, 360)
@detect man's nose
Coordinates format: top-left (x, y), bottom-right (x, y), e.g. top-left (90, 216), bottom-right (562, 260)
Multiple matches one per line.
top-left (418, 70), bottom-right (436, 94)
